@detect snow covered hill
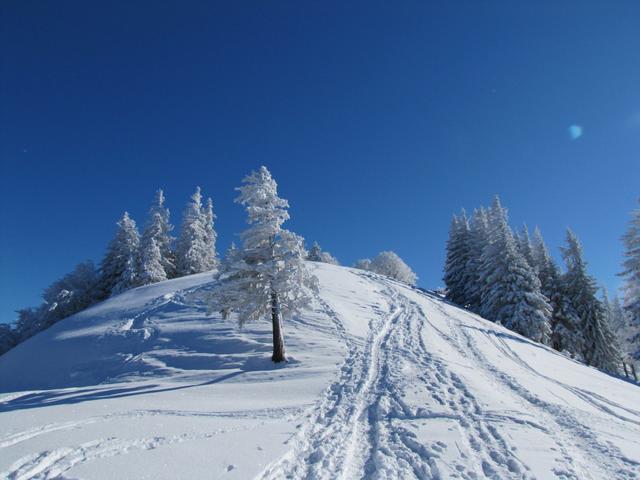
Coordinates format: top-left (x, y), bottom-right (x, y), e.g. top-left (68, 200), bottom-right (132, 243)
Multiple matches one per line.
top-left (1, 263), bottom-right (639, 479)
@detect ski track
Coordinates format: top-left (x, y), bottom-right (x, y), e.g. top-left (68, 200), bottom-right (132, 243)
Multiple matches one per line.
top-left (0, 406), bottom-right (306, 450)
top-left (0, 405), bottom-right (305, 480)
top-left (258, 281), bottom-right (403, 479)
top-left (416, 290), bottom-right (640, 480)
top-left (260, 274), bottom-right (533, 480)
top-left (3, 428), bottom-right (242, 480)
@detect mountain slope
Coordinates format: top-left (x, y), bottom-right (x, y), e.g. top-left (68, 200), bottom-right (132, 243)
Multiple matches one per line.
top-left (0, 263), bottom-right (639, 479)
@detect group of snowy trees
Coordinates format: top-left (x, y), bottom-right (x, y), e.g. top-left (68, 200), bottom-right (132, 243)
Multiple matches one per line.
top-left (1, 167), bottom-right (319, 363)
top-left (98, 187), bottom-right (219, 296)
top-left (307, 242), bottom-right (340, 265)
top-left (93, 186), bottom-right (218, 298)
top-left (443, 197), bottom-right (625, 375)
top-left (354, 251), bottom-right (418, 285)
top-left (1, 187), bottom-right (219, 355)
top-left (617, 199), bottom-right (640, 374)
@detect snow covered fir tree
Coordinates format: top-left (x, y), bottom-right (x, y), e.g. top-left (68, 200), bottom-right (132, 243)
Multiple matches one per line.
top-left (138, 189), bottom-right (176, 284)
top-left (532, 227), bottom-right (582, 356)
top-left (176, 187), bottom-right (219, 275)
top-left (98, 212), bottom-right (141, 298)
top-left (443, 210), bottom-right (473, 307)
top-left (212, 166), bottom-right (318, 362)
top-left (620, 198), bottom-right (640, 371)
top-left (478, 198), bottom-right (551, 343)
top-left (561, 230), bottom-right (622, 371)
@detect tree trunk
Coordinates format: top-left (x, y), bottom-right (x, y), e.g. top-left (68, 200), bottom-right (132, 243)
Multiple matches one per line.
top-left (631, 363), bottom-right (638, 382)
top-left (623, 362), bottom-right (629, 378)
top-left (270, 291), bottom-right (286, 363)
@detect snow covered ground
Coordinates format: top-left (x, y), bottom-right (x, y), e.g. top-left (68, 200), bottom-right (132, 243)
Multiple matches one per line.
top-left (1, 263), bottom-right (639, 479)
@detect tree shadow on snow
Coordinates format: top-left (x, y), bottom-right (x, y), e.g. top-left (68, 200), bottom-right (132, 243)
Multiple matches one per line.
top-left (0, 355), bottom-right (300, 413)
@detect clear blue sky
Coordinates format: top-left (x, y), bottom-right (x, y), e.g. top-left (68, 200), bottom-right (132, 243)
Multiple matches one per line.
top-left (1, 2), bottom-right (639, 323)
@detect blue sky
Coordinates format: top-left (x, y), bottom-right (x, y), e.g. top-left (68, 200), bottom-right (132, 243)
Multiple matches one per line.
top-left (1, 2), bottom-right (639, 323)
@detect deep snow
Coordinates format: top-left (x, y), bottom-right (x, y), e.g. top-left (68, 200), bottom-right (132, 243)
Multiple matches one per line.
top-left (0, 263), bottom-right (638, 479)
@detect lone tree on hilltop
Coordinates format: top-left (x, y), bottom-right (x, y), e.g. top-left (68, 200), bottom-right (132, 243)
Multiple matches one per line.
top-left (213, 166), bottom-right (318, 362)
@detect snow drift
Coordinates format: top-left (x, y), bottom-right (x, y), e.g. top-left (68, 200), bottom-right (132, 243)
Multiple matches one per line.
top-left (0, 263), bottom-right (638, 479)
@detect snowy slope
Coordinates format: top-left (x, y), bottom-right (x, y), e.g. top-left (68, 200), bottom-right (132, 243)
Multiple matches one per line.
top-left (0, 263), bottom-right (639, 479)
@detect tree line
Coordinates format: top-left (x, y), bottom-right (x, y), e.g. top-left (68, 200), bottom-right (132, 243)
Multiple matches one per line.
top-left (443, 196), bottom-right (639, 378)
top-left (2, 169), bottom-right (635, 375)
top-left (619, 199), bottom-right (640, 375)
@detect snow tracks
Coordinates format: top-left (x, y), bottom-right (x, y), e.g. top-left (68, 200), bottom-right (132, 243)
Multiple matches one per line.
top-left (259, 274), bottom-right (530, 480)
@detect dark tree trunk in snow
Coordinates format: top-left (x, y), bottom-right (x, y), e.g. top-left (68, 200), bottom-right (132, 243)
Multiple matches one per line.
top-left (271, 291), bottom-right (286, 363)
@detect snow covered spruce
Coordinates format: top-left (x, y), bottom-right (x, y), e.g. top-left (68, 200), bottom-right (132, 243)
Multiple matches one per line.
top-left (176, 187), bottom-right (219, 276)
top-left (619, 198), bottom-right (640, 374)
top-left (138, 189), bottom-right (176, 284)
top-left (211, 166), bottom-right (318, 363)
top-left (478, 198), bottom-right (551, 344)
top-left (98, 212), bottom-right (141, 297)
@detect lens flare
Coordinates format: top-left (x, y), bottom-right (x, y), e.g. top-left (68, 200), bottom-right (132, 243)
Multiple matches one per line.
top-left (569, 125), bottom-right (583, 140)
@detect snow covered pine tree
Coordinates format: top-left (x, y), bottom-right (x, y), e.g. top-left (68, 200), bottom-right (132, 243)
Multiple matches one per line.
top-left (444, 210), bottom-right (473, 307)
top-left (176, 187), bottom-right (218, 276)
top-left (532, 228), bottom-right (582, 356)
top-left (203, 197), bottom-right (219, 271)
top-left (98, 212), bottom-right (140, 298)
top-left (138, 189), bottom-right (176, 285)
top-left (562, 229), bottom-right (621, 373)
top-left (479, 197), bottom-right (552, 343)
top-left (516, 224), bottom-right (536, 270)
top-left (620, 198), bottom-right (640, 368)
top-left (213, 166), bottom-right (318, 362)
top-left (465, 207), bottom-right (490, 314)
